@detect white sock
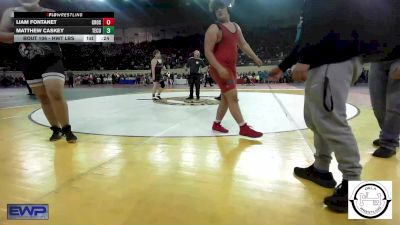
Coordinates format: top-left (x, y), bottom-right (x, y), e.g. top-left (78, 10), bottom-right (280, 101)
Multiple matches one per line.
top-left (239, 122), bottom-right (246, 126)
top-left (215, 120), bottom-right (221, 123)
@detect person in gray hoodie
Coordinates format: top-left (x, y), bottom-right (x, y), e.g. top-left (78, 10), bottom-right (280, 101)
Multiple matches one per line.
top-left (269, 0), bottom-right (399, 213)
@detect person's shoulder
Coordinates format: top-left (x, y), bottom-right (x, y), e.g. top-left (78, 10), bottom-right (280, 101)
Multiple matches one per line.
top-left (232, 22), bottom-right (242, 31)
top-left (207, 24), bottom-right (220, 32)
top-left (2, 7), bottom-right (18, 17)
top-left (209, 23), bottom-right (219, 28)
top-left (1, 7), bottom-right (18, 30)
top-left (42, 8), bottom-right (56, 13)
top-left (3, 7), bottom-right (16, 13)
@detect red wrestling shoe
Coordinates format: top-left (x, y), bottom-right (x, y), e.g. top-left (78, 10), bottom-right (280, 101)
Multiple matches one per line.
top-left (212, 122), bottom-right (229, 133)
top-left (239, 124), bottom-right (263, 138)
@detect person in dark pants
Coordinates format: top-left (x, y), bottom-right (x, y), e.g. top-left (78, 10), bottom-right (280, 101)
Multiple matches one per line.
top-left (67, 72), bottom-right (74, 88)
top-left (369, 51), bottom-right (400, 158)
top-left (269, 0), bottom-right (399, 213)
top-left (151, 50), bottom-right (165, 100)
top-left (100, 74), bottom-right (104, 84)
top-left (26, 80), bottom-right (34, 95)
top-left (204, 68), bottom-right (213, 87)
top-left (186, 50), bottom-right (206, 100)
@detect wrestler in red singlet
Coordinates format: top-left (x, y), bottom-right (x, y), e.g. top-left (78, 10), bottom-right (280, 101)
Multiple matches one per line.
top-left (205, 0), bottom-right (263, 138)
top-left (209, 23), bottom-right (239, 93)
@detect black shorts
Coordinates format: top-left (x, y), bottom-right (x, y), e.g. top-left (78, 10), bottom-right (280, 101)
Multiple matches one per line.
top-left (153, 74), bottom-right (162, 82)
top-left (22, 58), bottom-right (65, 87)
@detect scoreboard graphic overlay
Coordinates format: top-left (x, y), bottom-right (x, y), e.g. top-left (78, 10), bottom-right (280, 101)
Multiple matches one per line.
top-left (14, 12), bottom-right (114, 43)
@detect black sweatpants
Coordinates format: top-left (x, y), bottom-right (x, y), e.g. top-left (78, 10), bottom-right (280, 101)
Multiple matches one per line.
top-left (188, 73), bottom-right (201, 98)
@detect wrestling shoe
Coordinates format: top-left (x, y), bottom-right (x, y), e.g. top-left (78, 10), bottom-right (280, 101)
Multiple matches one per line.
top-left (324, 180), bottom-right (348, 213)
top-left (294, 164), bottom-right (336, 188)
top-left (239, 124), bottom-right (263, 138)
top-left (212, 122), bottom-right (229, 133)
top-left (62, 125), bottom-right (78, 143)
top-left (49, 126), bottom-right (63, 142)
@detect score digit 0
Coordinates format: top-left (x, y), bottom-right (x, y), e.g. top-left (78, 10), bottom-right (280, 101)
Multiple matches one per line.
top-left (102, 18), bottom-right (115, 26)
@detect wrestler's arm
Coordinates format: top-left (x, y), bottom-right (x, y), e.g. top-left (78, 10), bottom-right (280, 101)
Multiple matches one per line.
top-left (0, 8), bottom-right (15, 44)
top-left (204, 24), bottom-right (225, 72)
top-left (237, 24), bottom-right (262, 66)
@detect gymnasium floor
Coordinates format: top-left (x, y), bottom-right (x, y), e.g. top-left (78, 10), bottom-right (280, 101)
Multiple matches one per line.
top-left (0, 84), bottom-right (398, 225)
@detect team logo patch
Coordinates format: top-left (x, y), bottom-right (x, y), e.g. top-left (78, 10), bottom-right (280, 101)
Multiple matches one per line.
top-left (153, 97), bottom-right (219, 106)
top-left (349, 181), bottom-right (392, 219)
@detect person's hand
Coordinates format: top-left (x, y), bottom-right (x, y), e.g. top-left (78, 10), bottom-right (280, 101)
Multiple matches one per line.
top-left (254, 57), bottom-right (263, 67)
top-left (218, 66), bottom-right (230, 80)
top-left (392, 65), bottom-right (400, 80)
top-left (292, 63), bottom-right (310, 82)
top-left (269, 67), bottom-right (283, 81)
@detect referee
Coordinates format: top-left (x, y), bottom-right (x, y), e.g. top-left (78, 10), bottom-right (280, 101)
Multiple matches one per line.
top-left (186, 50), bottom-right (206, 100)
